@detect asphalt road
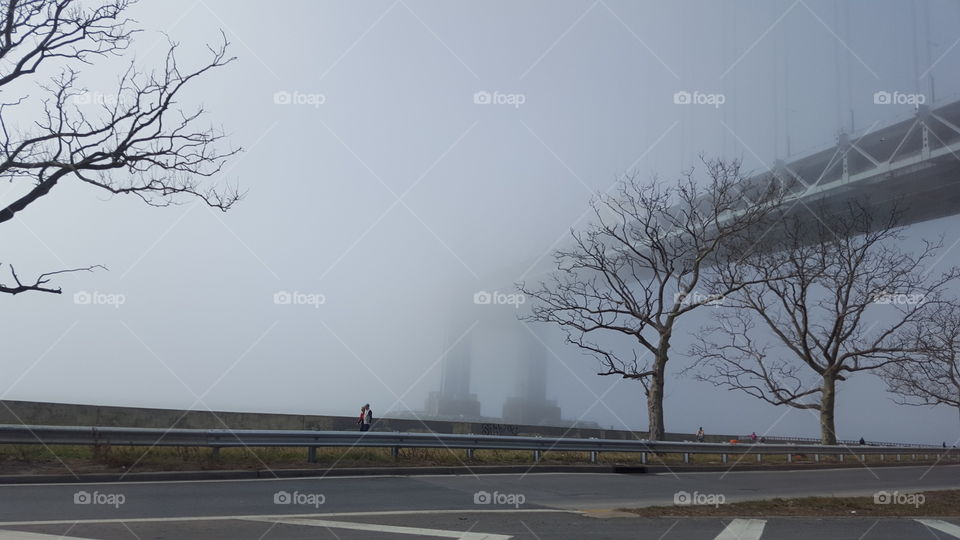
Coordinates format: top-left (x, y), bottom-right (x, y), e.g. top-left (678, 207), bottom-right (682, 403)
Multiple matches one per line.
top-left (0, 465), bottom-right (955, 538)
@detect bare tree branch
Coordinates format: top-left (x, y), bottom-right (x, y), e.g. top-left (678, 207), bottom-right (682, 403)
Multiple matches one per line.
top-left (0, 0), bottom-right (241, 295)
top-left (520, 156), bottom-right (785, 439)
top-left (0, 262), bottom-right (104, 294)
top-left (691, 200), bottom-right (960, 443)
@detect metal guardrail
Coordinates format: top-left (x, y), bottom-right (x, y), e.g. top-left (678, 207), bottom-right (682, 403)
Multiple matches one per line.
top-left (733, 435), bottom-right (932, 449)
top-left (0, 424), bottom-right (956, 465)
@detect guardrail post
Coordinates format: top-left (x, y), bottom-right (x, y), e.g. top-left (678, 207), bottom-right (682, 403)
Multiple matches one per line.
top-left (641, 452), bottom-right (647, 465)
top-left (721, 454), bottom-right (727, 464)
top-left (392, 447), bottom-right (400, 460)
top-left (211, 447), bottom-right (220, 459)
top-left (896, 454), bottom-right (901, 462)
top-left (860, 454), bottom-right (865, 462)
top-left (466, 448), bottom-right (475, 460)
top-left (756, 453), bottom-right (762, 463)
top-left (924, 454), bottom-right (929, 460)
top-left (590, 451), bottom-right (598, 464)
top-left (912, 453), bottom-right (916, 460)
top-left (839, 454), bottom-right (844, 463)
top-left (787, 453), bottom-right (792, 463)
top-left (683, 453), bottom-right (689, 464)
top-left (307, 447), bottom-right (317, 463)
top-left (814, 454), bottom-right (819, 463)
top-left (533, 450), bottom-right (542, 463)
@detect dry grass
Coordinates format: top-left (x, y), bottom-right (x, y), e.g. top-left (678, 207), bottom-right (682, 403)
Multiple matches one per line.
top-left (624, 490), bottom-right (960, 517)
top-left (0, 444), bottom-right (947, 476)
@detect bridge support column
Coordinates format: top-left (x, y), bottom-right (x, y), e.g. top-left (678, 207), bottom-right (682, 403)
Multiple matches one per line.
top-left (308, 447), bottom-right (317, 463)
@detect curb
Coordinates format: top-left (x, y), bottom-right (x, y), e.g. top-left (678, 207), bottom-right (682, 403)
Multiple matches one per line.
top-left (0, 465), bottom-right (619, 484)
top-left (0, 461), bottom-right (952, 484)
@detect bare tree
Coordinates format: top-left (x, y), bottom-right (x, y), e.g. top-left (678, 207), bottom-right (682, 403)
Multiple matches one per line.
top-left (691, 202), bottom-right (959, 444)
top-left (520, 158), bottom-right (782, 440)
top-left (882, 302), bottom-right (960, 434)
top-left (0, 0), bottom-right (241, 295)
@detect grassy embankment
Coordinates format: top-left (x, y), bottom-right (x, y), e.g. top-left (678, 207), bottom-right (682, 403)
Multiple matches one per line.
top-left (0, 444), bottom-right (947, 475)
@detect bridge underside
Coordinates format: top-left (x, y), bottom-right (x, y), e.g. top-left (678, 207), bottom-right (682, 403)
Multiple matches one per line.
top-left (428, 99), bottom-right (960, 428)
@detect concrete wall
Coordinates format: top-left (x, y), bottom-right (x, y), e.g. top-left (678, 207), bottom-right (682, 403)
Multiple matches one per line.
top-left (0, 400), bottom-right (739, 442)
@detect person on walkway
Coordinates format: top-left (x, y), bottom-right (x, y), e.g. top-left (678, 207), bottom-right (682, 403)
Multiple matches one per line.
top-left (750, 432), bottom-right (758, 444)
top-left (859, 437), bottom-right (866, 445)
top-left (360, 403), bottom-right (373, 432)
top-left (357, 404), bottom-right (369, 431)
top-left (696, 427), bottom-right (705, 443)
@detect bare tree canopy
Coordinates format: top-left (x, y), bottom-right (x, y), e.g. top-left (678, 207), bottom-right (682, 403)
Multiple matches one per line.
top-left (520, 157), bottom-right (783, 440)
top-left (883, 302), bottom-right (960, 420)
top-left (691, 201), bottom-right (960, 444)
top-left (0, 0), bottom-right (240, 295)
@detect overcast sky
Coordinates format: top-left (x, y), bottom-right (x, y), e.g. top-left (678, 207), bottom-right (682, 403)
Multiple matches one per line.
top-left (2, 0), bottom-right (960, 444)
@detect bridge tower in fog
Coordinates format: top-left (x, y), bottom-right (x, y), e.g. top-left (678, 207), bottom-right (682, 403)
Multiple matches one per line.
top-left (426, 294), bottom-right (560, 425)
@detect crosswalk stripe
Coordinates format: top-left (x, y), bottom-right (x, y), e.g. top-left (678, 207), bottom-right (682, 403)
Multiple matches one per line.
top-left (715, 519), bottom-right (766, 540)
top-left (243, 517), bottom-right (512, 539)
top-left (917, 519), bottom-right (960, 538)
top-left (0, 532), bottom-right (93, 539)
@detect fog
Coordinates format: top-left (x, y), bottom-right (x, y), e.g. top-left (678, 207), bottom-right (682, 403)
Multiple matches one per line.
top-left (2, 0), bottom-right (960, 444)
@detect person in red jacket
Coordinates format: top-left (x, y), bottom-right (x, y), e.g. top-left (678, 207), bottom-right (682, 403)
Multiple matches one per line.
top-left (357, 404), bottom-right (368, 431)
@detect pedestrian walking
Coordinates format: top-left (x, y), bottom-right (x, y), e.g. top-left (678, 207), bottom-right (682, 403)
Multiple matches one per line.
top-left (360, 403), bottom-right (373, 432)
top-left (357, 405), bottom-right (368, 431)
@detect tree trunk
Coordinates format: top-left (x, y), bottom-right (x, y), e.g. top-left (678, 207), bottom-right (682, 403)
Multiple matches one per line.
top-left (646, 353), bottom-right (668, 440)
top-left (820, 375), bottom-right (837, 445)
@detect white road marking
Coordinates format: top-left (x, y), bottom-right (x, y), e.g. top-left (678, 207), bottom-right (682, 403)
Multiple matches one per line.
top-left (0, 532), bottom-right (93, 539)
top-left (0, 509), bottom-right (571, 526)
top-left (917, 519), bottom-right (960, 538)
top-left (244, 517), bottom-right (512, 539)
top-left (715, 519), bottom-right (766, 540)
